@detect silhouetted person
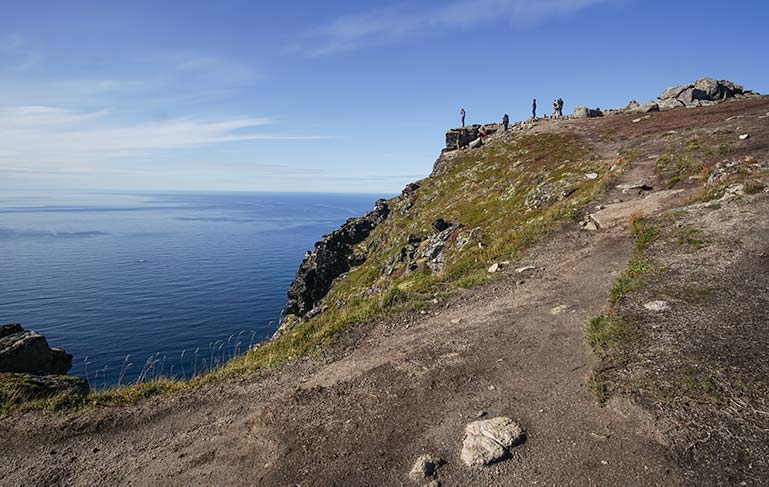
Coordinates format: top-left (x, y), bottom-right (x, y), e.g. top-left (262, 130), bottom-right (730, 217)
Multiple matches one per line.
top-left (460, 107), bottom-right (466, 127)
top-left (553, 99), bottom-right (559, 117)
top-left (557, 98), bottom-right (564, 117)
top-left (502, 114), bottom-right (509, 131)
top-left (532, 98), bottom-right (537, 119)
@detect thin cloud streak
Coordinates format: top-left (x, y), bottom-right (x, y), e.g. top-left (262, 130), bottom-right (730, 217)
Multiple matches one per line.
top-left (0, 107), bottom-right (335, 167)
top-left (307, 0), bottom-right (614, 55)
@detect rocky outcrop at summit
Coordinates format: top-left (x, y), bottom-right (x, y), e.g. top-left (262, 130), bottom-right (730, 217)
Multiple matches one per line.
top-left (282, 199), bottom-right (391, 319)
top-left (658, 77), bottom-right (760, 109)
top-left (444, 124), bottom-right (499, 152)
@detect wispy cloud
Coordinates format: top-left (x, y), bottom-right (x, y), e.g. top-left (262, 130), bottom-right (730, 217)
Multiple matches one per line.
top-left (0, 106), bottom-right (333, 167)
top-left (306, 0), bottom-right (613, 55)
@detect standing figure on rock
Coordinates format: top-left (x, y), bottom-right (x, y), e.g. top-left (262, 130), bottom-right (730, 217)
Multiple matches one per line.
top-left (502, 114), bottom-right (509, 131)
top-left (553, 99), bottom-right (559, 118)
top-left (460, 107), bottom-right (466, 127)
top-left (558, 98), bottom-right (564, 117)
top-left (532, 98), bottom-right (537, 119)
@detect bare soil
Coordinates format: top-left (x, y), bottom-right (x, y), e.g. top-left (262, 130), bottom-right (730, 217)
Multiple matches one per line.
top-left (2, 98), bottom-right (768, 486)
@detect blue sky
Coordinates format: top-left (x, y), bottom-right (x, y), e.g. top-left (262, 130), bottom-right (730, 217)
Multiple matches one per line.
top-left (2, 0), bottom-right (767, 193)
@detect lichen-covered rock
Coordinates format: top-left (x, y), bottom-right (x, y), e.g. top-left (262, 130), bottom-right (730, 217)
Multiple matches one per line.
top-left (282, 200), bottom-right (391, 319)
top-left (460, 417), bottom-right (525, 467)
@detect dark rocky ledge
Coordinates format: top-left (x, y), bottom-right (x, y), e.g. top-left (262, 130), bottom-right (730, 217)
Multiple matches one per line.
top-left (281, 199), bottom-right (391, 320)
top-left (0, 323), bottom-right (89, 404)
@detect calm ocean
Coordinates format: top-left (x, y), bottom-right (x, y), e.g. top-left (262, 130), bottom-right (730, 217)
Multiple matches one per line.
top-left (0, 190), bottom-right (384, 387)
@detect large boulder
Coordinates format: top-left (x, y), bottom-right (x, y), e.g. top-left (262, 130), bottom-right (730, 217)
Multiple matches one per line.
top-left (0, 324), bottom-right (72, 375)
top-left (573, 106), bottom-right (603, 118)
top-left (629, 101), bottom-right (660, 114)
top-left (658, 78), bottom-right (752, 108)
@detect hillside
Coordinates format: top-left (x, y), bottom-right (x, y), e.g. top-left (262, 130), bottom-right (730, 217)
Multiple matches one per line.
top-left (2, 82), bottom-right (769, 485)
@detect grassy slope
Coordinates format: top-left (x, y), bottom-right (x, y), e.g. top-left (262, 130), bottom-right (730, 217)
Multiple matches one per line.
top-left (2, 131), bottom-right (621, 413)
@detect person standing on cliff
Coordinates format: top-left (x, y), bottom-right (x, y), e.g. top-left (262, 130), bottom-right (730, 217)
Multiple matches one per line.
top-left (502, 114), bottom-right (509, 131)
top-left (460, 107), bottom-right (466, 127)
top-left (532, 99), bottom-right (537, 119)
top-left (558, 98), bottom-right (564, 117)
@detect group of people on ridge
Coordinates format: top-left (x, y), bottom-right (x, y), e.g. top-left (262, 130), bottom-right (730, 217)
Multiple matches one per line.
top-left (459, 96), bottom-right (566, 136)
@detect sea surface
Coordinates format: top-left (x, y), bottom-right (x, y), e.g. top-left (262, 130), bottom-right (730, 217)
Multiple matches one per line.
top-left (0, 190), bottom-right (384, 387)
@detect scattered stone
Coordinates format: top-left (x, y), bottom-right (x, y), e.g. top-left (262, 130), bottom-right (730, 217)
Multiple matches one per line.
top-left (632, 118), bottom-right (642, 124)
top-left (409, 455), bottom-right (444, 481)
top-left (644, 300), bottom-right (670, 312)
top-left (739, 134), bottom-right (750, 140)
top-left (460, 417), bottom-right (526, 467)
top-left (515, 266), bottom-right (536, 274)
top-left (585, 172), bottom-right (599, 180)
top-left (487, 263), bottom-right (500, 274)
top-left (584, 221), bottom-right (599, 231)
top-left (551, 305), bottom-right (569, 315)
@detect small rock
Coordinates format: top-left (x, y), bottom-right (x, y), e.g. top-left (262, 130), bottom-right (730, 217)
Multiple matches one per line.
top-left (450, 318), bottom-right (462, 325)
top-left (550, 305), bottom-right (568, 315)
top-left (476, 410), bottom-right (487, 418)
top-left (739, 134), bottom-right (750, 140)
top-left (632, 118), bottom-right (642, 123)
top-left (460, 417), bottom-right (526, 467)
top-left (409, 455), bottom-right (444, 481)
top-left (487, 263), bottom-right (500, 273)
top-left (515, 266), bottom-right (536, 274)
top-left (585, 172), bottom-right (599, 179)
top-left (584, 221), bottom-right (599, 231)
top-left (488, 385), bottom-right (496, 391)
top-left (644, 300), bottom-right (670, 312)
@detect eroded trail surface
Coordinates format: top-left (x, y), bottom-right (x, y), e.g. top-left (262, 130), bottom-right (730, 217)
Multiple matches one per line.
top-left (3, 98), bottom-right (768, 486)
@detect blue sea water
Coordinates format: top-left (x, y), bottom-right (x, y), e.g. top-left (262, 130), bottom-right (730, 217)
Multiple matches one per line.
top-left (0, 190), bottom-right (383, 388)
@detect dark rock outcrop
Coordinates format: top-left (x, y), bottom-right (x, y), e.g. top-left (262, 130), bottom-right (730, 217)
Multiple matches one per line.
top-left (658, 78), bottom-right (759, 109)
top-left (282, 199), bottom-right (391, 318)
top-left (0, 372), bottom-right (89, 404)
top-left (444, 124), bottom-right (499, 152)
top-left (0, 324), bottom-right (89, 405)
top-left (0, 324), bottom-right (72, 375)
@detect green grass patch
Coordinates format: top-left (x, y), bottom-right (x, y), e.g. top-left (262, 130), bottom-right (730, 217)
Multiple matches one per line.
top-left (587, 371), bottom-right (609, 406)
top-left (585, 314), bottom-right (627, 352)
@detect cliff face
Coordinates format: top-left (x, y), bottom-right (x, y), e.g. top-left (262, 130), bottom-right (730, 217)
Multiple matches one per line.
top-left (282, 199), bottom-right (391, 319)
